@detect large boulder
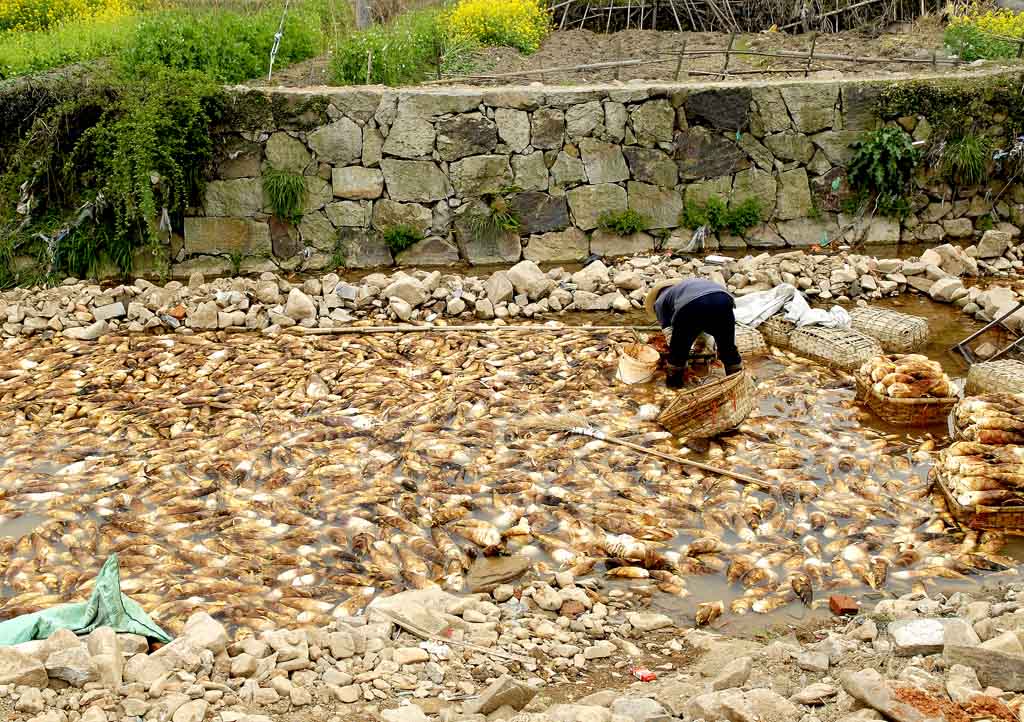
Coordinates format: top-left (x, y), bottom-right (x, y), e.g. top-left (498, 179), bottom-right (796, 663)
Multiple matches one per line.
top-left (436, 113), bottom-right (498, 161)
top-left (507, 260), bottom-right (554, 301)
top-left (381, 116), bottom-right (435, 158)
top-left (580, 139), bottom-right (629, 184)
top-left (978, 229), bottom-right (1012, 258)
top-left (382, 275), bottom-right (428, 306)
top-left (450, 155), bottom-right (514, 196)
top-left (0, 648), bottom-right (48, 687)
top-left (567, 183), bottom-right (627, 230)
top-left (307, 117), bottom-right (361, 164)
top-left (524, 228), bottom-right (589, 263)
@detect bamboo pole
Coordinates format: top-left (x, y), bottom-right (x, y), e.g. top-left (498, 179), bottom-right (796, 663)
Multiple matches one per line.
top-left (721, 32), bottom-right (736, 79)
top-left (286, 324), bottom-right (660, 335)
top-left (779, 0), bottom-right (884, 29)
top-left (805, 32), bottom-right (817, 78)
top-left (674, 37), bottom-right (688, 80)
top-left (564, 426), bottom-right (776, 491)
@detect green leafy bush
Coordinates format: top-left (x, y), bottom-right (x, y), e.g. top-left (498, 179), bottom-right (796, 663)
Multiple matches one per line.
top-left (122, 7), bottom-right (321, 82)
top-left (682, 197), bottom-right (763, 235)
top-left (941, 132), bottom-right (992, 186)
top-left (0, 15), bottom-right (137, 79)
top-left (263, 169), bottom-right (306, 224)
top-left (945, 23), bottom-right (1018, 61)
top-left (381, 224), bottom-right (422, 253)
top-left (2, 65), bottom-right (224, 280)
top-left (597, 208), bottom-right (648, 235)
top-left (848, 127), bottom-right (919, 197)
top-left (331, 8), bottom-right (441, 85)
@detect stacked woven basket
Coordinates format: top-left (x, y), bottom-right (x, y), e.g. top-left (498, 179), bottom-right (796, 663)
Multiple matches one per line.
top-left (658, 371), bottom-right (756, 439)
top-left (855, 354), bottom-right (958, 427)
top-left (966, 359), bottom-right (1024, 396)
top-left (934, 393), bottom-right (1024, 530)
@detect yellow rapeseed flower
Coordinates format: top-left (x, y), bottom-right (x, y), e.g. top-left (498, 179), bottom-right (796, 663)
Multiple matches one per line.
top-left (445, 0), bottom-right (549, 53)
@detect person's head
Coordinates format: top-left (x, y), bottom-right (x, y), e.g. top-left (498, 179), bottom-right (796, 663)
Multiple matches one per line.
top-left (644, 279), bottom-right (681, 319)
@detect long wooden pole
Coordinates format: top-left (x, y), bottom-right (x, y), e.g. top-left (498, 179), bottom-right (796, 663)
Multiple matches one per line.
top-left (286, 324), bottom-right (660, 335)
top-left (564, 426), bottom-right (776, 491)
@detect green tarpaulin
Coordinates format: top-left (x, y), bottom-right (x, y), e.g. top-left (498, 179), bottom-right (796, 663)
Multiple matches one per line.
top-left (0, 554), bottom-right (172, 646)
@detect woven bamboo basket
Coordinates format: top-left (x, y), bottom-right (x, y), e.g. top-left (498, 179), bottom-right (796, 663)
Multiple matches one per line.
top-left (787, 326), bottom-right (883, 373)
top-left (658, 371), bottom-right (756, 438)
top-left (931, 468), bottom-right (1024, 532)
top-left (735, 325), bottom-right (768, 358)
top-left (966, 360), bottom-right (1024, 395)
top-left (759, 315), bottom-right (796, 348)
top-left (849, 307), bottom-right (931, 353)
top-left (855, 372), bottom-right (958, 426)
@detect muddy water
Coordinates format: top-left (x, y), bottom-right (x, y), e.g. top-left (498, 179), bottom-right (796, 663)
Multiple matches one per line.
top-left (0, 302), bottom-right (1019, 635)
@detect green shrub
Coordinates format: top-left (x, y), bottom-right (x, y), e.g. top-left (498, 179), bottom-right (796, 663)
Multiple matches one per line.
top-left (263, 168), bottom-right (306, 224)
top-left (330, 8), bottom-right (440, 85)
top-left (848, 127), bottom-right (919, 198)
top-left (0, 15), bottom-right (137, 79)
top-left (121, 6), bottom-right (321, 82)
top-left (598, 208), bottom-right (648, 235)
top-left (682, 197), bottom-right (763, 235)
top-left (468, 200), bottom-right (519, 241)
top-left (2, 65), bottom-right (224, 279)
top-left (381, 224), bottom-right (422, 253)
top-left (944, 23), bottom-right (1018, 61)
top-left (941, 132), bottom-right (992, 186)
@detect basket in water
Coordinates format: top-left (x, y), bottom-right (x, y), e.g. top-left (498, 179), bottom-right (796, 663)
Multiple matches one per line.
top-left (931, 468), bottom-right (1024, 532)
top-left (966, 359), bottom-right (1024, 396)
top-left (849, 307), bottom-right (930, 353)
top-left (735, 324), bottom-right (768, 358)
top-left (788, 326), bottom-right (883, 373)
top-left (658, 371), bottom-right (756, 438)
top-left (855, 372), bottom-right (957, 427)
top-left (759, 315), bottom-right (795, 348)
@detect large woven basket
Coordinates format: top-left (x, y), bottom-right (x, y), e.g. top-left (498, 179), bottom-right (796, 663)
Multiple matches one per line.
top-left (931, 468), bottom-right (1024, 533)
top-left (855, 372), bottom-right (958, 426)
top-left (759, 315), bottom-right (796, 348)
top-left (735, 324), bottom-right (768, 358)
top-left (658, 371), bottom-right (756, 438)
top-left (966, 359), bottom-right (1024, 395)
top-left (849, 307), bottom-right (931, 353)
top-left (788, 326), bottom-right (883, 373)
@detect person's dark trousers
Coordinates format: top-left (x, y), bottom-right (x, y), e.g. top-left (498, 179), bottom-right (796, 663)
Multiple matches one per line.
top-left (667, 291), bottom-right (742, 372)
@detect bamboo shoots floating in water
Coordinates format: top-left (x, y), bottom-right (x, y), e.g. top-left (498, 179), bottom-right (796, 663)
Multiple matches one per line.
top-left (0, 332), bottom-right (1017, 635)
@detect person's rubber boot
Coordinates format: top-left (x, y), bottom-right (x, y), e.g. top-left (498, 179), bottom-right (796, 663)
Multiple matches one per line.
top-left (725, 363), bottom-right (744, 376)
top-left (665, 364), bottom-right (685, 389)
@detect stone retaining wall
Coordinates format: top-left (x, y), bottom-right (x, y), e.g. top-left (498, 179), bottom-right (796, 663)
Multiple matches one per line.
top-left (171, 70), bottom-right (1024, 278)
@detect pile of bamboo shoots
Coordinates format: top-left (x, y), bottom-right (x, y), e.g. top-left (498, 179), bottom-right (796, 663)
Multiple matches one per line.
top-left (940, 393), bottom-right (1024, 507)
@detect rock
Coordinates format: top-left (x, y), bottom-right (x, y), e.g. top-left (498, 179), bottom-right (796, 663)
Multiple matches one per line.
top-left (979, 229), bottom-right (1012, 258)
top-left (382, 115), bottom-right (435, 158)
top-left (685, 88), bottom-right (751, 131)
top-left (507, 260), bottom-right (554, 301)
top-left (333, 684), bottom-right (362, 703)
top-left (628, 181), bottom-right (682, 229)
top-left (332, 166), bottom-right (384, 200)
top-left (623, 147), bottom-right (677, 187)
top-left (265, 132), bottom-right (310, 173)
top-left (776, 168), bottom-right (813, 220)
top-left (791, 683), bottom-right (839, 705)
top-left (590, 230), bottom-right (654, 257)
top-left (531, 108), bottom-right (565, 149)
top-left (172, 699), bottom-right (209, 722)
top-left (797, 651), bottom-right (830, 673)
top-left (436, 113), bottom-right (497, 161)
top-left (945, 645), bottom-right (1024, 691)
top-left (383, 276), bottom-right (428, 306)
top-left (484, 272), bottom-right (516, 306)
top-left (852, 620), bottom-right (879, 641)
top-left (565, 101), bottom-right (604, 139)
top-left (929, 278), bottom-right (965, 303)
top-left (382, 704), bottom-right (430, 722)
top-left (390, 298), bottom-right (412, 321)
top-left (496, 108), bottom-right (531, 152)
top-left (367, 588), bottom-right (456, 637)
top-left (509, 193), bottom-right (570, 235)
top-left (610, 697), bottom-right (667, 722)
top-left (568, 183), bottom-right (627, 230)
top-left (45, 645), bottom-right (98, 686)
top-left (284, 288), bottom-right (317, 322)
top-left (533, 583), bottom-right (563, 611)
top-left (780, 84), bottom-right (838, 134)
top-left (580, 139), bottom-right (629, 184)
top-left (450, 155), bottom-right (513, 196)
top-left (15, 688), bottom-right (44, 714)
top-left (93, 302), bottom-right (125, 321)
top-left (512, 150), bottom-right (549, 191)
top-left (627, 612), bottom-right (672, 633)
top-left (943, 217), bottom-right (974, 238)
top-left (86, 627), bottom-right (122, 687)
top-left (675, 127), bottom-right (749, 180)
top-left (327, 629), bottom-right (356, 659)
top-left (572, 260), bottom-right (611, 291)
top-left (982, 630), bottom-right (1024, 655)
top-left (546, 704), bottom-right (613, 722)
top-left (63, 320), bottom-right (110, 341)
top-left (711, 656), bottom-right (752, 690)
top-left (765, 131), bottom-right (815, 162)
top-left (182, 612), bottom-right (228, 654)
top-left (396, 236), bottom-right (460, 266)
top-left (946, 664), bottom-right (982, 703)
top-left (841, 668), bottom-right (928, 722)
top-left (381, 160), bottom-right (450, 202)
top-left (889, 618), bottom-right (980, 656)
top-left (467, 674), bottom-right (537, 714)
top-left (630, 99), bottom-right (675, 145)
top-left (525, 228), bottom-right (589, 263)
top-left (394, 647), bottom-right (429, 664)
top-left (551, 151), bottom-right (587, 187)
top-left (685, 688), bottom-right (799, 722)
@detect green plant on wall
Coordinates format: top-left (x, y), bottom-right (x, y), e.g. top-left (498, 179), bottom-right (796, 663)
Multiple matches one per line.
top-left (263, 168), bottom-right (307, 225)
top-left (682, 197), bottom-right (763, 236)
top-left (846, 127), bottom-right (919, 219)
top-left (381, 224), bottom-right (423, 254)
top-left (597, 208), bottom-right (648, 235)
top-left (940, 131), bottom-right (992, 187)
top-left (468, 194), bottom-right (519, 241)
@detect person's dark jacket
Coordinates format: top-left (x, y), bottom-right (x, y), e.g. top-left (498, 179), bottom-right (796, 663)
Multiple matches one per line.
top-left (654, 279), bottom-right (732, 329)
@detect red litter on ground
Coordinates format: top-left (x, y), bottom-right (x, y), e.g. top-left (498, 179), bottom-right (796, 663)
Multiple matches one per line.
top-left (829, 594), bottom-right (859, 616)
top-left (631, 668), bottom-right (657, 682)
